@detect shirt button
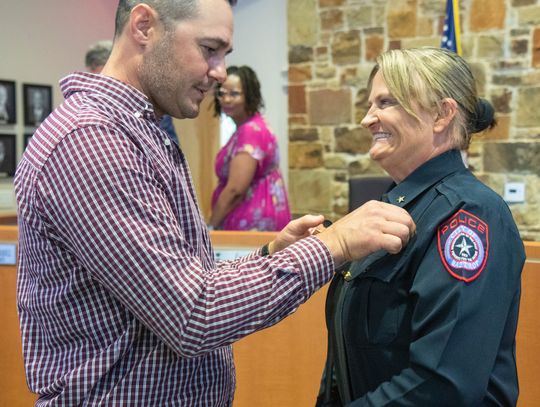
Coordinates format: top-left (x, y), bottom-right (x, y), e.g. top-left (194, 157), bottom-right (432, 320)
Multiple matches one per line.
top-left (134, 111), bottom-right (142, 118)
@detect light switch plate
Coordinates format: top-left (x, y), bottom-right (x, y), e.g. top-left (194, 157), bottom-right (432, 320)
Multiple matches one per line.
top-left (504, 182), bottom-right (525, 203)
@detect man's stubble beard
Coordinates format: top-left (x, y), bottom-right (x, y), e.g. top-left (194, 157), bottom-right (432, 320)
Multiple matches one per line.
top-left (138, 33), bottom-right (197, 119)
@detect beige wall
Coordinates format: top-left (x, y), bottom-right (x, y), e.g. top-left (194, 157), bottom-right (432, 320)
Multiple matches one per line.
top-left (0, 0), bottom-right (117, 213)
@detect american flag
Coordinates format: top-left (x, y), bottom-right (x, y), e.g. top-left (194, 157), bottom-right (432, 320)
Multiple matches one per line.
top-left (441, 0), bottom-right (462, 55)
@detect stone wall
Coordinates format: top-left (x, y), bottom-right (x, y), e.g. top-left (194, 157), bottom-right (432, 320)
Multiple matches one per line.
top-left (287, 0), bottom-right (540, 241)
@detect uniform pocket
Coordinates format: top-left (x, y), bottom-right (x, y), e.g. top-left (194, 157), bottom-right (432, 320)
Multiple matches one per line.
top-left (343, 278), bottom-right (408, 347)
top-left (366, 280), bottom-right (406, 344)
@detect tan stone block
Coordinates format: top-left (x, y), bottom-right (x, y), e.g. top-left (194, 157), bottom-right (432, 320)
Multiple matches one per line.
top-left (289, 65), bottom-right (313, 83)
top-left (319, 0), bottom-right (346, 7)
top-left (288, 0), bottom-right (318, 46)
top-left (289, 142), bottom-right (324, 169)
top-left (517, 6), bottom-right (540, 25)
top-left (417, 16), bottom-right (434, 37)
top-left (521, 70), bottom-right (540, 86)
top-left (315, 64), bottom-right (337, 79)
top-left (479, 115), bottom-right (510, 141)
top-left (341, 67), bottom-right (365, 88)
top-left (373, 6), bottom-right (386, 26)
top-left (288, 169), bottom-right (333, 213)
top-left (401, 37), bottom-right (439, 49)
top-left (316, 46), bottom-right (329, 62)
top-left (516, 87), bottom-right (540, 127)
top-left (289, 116), bottom-right (308, 126)
top-left (483, 142), bottom-right (540, 175)
top-left (289, 46), bottom-right (314, 64)
top-left (321, 9), bottom-right (344, 31)
top-left (388, 3), bottom-right (417, 39)
top-left (533, 28), bottom-right (540, 67)
top-left (348, 158), bottom-right (386, 176)
top-left (477, 35), bottom-right (504, 58)
top-left (389, 40), bottom-right (402, 50)
top-left (289, 127), bottom-right (320, 142)
top-left (308, 88), bottom-right (352, 125)
top-left (490, 89), bottom-right (512, 113)
top-left (470, 0), bottom-right (505, 31)
top-left (469, 63), bottom-right (487, 96)
top-left (365, 36), bottom-right (384, 61)
top-left (461, 36), bottom-right (475, 59)
top-left (346, 7), bottom-right (373, 27)
top-left (331, 30), bottom-right (362, 65)
top-left (289, 85), bottom-right (307, 114)
top-left (335, 126), bottom-right (372, 154)
top-left (513, 0), bottom-right (536, 6)
top-left (324, 153), bottom-right (350, 169)
top-left (511, 38), bottom-right (529, 56)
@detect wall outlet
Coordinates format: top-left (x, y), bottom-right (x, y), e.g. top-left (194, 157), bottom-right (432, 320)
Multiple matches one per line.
top-left (504, 182), bottom-right (525, 203)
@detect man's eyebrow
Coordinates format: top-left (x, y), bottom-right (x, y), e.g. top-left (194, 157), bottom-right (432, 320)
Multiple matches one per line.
top-left (206, 37), bottom-right (233, 54)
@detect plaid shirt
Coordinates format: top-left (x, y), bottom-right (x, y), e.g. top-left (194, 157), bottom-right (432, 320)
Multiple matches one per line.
top-left (15, 73), bottom-right (334, 406)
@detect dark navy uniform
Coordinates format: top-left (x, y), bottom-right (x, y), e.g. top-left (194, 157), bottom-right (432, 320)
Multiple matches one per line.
top-left (317, 149), bottom-right (525, 406)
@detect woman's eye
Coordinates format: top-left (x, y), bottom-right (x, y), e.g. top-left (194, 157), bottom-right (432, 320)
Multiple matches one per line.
top-left (380, 99), bottom-right (397, 107)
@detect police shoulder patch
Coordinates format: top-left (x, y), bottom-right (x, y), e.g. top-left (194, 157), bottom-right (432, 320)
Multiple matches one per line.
top-left (437, 209), bottom-right (489, 283)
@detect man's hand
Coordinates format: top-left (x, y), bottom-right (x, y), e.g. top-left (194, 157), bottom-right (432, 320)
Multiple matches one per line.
top-left (268, 214), bottom-right (326, 255)
top-left (315, 200), bottom-right (415, 265)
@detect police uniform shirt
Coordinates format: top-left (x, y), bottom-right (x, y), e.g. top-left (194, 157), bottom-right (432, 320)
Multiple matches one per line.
top-left (321, 149), bottom-right (525, 406)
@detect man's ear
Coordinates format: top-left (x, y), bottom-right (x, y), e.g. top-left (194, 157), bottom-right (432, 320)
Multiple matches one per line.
top-left (434, 98), bottom-right (458, 133)
top-left (129, 4), bottom-right (159, 47)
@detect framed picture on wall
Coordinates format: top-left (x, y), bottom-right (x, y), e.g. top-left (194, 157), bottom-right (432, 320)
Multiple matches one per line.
top-left (0, 80), bottom-right (16, 125)
top-left (0, 134), bottom-right (16, 177)
top-left (23, 84), bottom-right (52, 126)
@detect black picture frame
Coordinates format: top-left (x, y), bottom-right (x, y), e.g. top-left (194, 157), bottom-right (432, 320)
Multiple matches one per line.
top-left (0, 80), bottom-right (16, 125)
top-left (23, 83), bottom-right (52, 127)
top-left (0, 134), bottom-right (16, 177)
top-left (24, 133), bottom-right (33, 150)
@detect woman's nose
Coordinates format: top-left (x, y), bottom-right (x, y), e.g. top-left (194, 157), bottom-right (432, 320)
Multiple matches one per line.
top-left (360, 107), bottom-right (378, 128)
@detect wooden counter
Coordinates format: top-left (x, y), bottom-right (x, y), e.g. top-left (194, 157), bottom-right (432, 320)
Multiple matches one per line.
top-left (1, 228), bottom-right (538, 406)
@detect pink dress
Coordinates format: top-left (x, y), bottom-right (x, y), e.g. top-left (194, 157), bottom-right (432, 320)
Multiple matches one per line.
top-left (212, 113), bottom-right (291, 231)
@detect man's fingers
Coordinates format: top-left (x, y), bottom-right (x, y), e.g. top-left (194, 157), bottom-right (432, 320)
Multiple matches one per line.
top-left (382, 221), bottom-right (414, 249)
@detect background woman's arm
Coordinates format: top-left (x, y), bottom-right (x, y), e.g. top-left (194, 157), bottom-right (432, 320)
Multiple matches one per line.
top-left (209, 152), bottom-right (257, 228)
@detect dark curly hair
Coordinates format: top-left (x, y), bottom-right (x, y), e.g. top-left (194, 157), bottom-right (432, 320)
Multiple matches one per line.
top-left (214, 65), bottom-right (264, 117)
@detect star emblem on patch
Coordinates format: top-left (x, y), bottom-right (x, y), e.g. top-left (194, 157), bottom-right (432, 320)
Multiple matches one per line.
top-left (437, 209), bottom-right (489, 282)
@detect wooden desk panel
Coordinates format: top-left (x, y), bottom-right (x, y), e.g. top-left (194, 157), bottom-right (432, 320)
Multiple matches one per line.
top-left (1, 226), bottom-right (538, 407)
top-left (517, 242), bottom-right (540, 407)
top-left (0, 226), bottom-right (37, 406)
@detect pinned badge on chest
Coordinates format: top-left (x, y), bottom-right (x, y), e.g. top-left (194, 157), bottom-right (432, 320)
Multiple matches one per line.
top-left (437, 209), bottom-right (489, 282)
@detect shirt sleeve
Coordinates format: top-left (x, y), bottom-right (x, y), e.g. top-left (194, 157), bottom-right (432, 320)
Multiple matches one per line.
top-left (35, 125), bottom-right (334, 358)
top-left (351, 200), bottom-right (524, 406)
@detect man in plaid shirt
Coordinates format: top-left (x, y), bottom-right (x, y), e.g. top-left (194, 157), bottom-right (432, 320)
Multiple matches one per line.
top-left (14, 0), bottom-right (415, 405)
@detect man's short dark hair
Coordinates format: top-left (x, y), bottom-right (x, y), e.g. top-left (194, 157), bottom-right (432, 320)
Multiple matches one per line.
top-left (114, 0), bottom-right (237, 37)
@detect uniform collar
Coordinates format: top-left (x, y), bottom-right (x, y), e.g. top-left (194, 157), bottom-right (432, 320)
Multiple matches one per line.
top-left (384, 149), bottom-right (466, 208)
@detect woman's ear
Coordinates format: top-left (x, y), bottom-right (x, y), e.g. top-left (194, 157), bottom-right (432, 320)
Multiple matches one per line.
top-left (129, 4), bottom-right (159, 47)
top-left (434, 98), bottom-right (458, 133)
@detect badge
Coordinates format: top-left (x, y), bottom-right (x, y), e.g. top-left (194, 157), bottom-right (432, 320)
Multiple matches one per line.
top-left (437, 209), bottom-right (489, 282)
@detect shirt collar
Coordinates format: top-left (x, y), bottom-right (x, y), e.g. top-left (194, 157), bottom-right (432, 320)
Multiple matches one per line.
top-left (60, 72), bottom-right (155, 119)
top-left (384, 149), bottom-right (466, 207)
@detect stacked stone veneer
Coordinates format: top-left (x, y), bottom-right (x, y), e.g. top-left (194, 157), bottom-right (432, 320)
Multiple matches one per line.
top-left (287, 0), bottom-right (540, 241)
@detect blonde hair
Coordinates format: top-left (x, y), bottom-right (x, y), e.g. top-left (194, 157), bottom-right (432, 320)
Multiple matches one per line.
top-left (368, 47), bottom-right (495, 149)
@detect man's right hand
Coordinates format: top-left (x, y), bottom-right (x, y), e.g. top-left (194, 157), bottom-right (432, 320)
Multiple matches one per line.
top-left (315, 200), bottom-right (415, 266)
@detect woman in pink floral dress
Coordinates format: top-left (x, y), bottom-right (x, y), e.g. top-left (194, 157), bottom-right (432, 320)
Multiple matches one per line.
top-left (209, 65), bottom-right (291, 231)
